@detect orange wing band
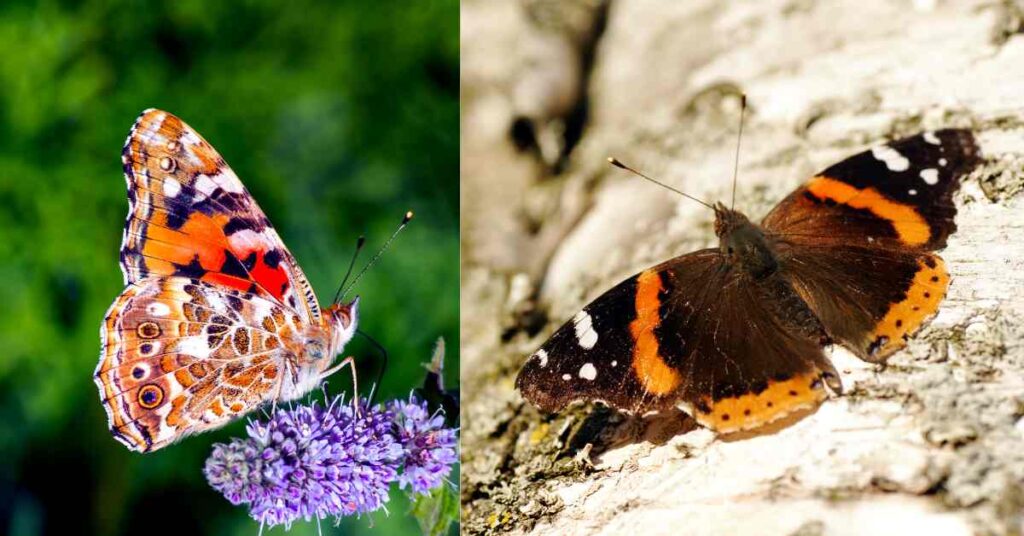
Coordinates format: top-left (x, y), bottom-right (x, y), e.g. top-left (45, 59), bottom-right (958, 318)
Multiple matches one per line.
top-left (630, 270), bottom-right (681, 396)
top-left (693, 372), bottom-right (827, 433)
top-left (807, 177), bottom-right (931, 246)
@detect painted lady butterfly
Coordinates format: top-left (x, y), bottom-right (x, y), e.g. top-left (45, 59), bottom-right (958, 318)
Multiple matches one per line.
top-left (95, 109), bottom-right (360, 452)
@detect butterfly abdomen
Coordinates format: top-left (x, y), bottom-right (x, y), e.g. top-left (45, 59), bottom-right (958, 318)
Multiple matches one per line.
top-left (756, 274), bottom-right (831, 346)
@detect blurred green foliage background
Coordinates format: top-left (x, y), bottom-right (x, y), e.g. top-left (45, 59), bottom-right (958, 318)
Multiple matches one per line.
top-left (0, 1), bottom-right (458, 534)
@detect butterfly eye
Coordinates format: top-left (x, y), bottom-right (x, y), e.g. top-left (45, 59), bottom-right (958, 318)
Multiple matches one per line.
top-left (334, 309), bottom-right (354, 329)
top-left (727, 246), bottom-right (735, 255)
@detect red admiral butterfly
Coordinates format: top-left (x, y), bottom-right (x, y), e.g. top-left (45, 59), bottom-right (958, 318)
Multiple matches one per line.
top-left (516, 121), bottom-right (980, 434)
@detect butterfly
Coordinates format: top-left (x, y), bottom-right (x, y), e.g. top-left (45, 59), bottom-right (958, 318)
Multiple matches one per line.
top-left (95, 109), bottom-right (360, 452)
top-left (516, 128), bottom-right (980, 434)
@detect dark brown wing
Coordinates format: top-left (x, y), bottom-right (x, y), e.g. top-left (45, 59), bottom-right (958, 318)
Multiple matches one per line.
top-left (763, 129), bottom-right (979, 361)
top-left (774, 244), bottom-right (948, 361)
top-left (516, 250), bottom-right (842, 433)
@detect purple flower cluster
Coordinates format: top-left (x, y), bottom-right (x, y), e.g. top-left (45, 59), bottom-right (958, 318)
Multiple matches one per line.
top-left (204, 395), bottom-right (457, 529)
top-left (390, 396), bottom-right (458, 495)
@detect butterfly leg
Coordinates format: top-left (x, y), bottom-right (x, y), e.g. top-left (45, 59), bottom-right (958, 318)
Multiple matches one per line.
top-left (321, 356), bottom-right (361, 417)
top-left (273, 362), bottom-right (286, 408)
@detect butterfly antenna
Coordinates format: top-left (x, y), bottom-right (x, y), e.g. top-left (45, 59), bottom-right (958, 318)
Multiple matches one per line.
top-left (730, 94), bottom-right (747, 210)
top-left (333, 235), bottom-right (366, 304)
top-left (606, 158), bottom-right (715, 210)
top-left (339, 211), bottom-right (413, 301)
top-left (356, 329), bottom-right (388, 405)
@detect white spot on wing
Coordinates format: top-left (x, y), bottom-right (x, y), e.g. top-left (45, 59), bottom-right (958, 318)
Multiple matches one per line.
top-left (920, 168), bottom-right (939, 185)
top-left (163, 178), bottom-right (181, 198)
top-left (871, 145), bottom-right (910, 172)
top-left (194, 174), bottom-right (218, 199)
top-left (611, 360), bottom-right (618, 367)
top-left (146, 302), bottom-right (171, 316)
top-left (205, 294), bottom-right (227, 313)
top-left (249, 299), bottom-right (276, 320)
top-left (908, 189), bottom-right (917, 196)
top-left (939, 158), bottom-right (948, 166)
top-left (534, 349), bottom-right (548, 368)
top-left (181, 128), bottom-right (202, 146)
top-left (227, 229), bottom-right (266, 251)
top-left (216, 169), bottom-right (245, 193)
top-left (579, 363), bottom-right (597, 381)
top-left (562, 374), bottom-right (571, 381)
top-left (573, 310), bottom-right (598, 350)
top-left (923, 131), bottom-right (940, 145)
top-left (177, 337), bottom-right (212, 358)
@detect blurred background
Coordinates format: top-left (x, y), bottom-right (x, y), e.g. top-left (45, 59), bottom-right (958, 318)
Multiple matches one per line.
top-left (0, 1), bottom-right (458, 535)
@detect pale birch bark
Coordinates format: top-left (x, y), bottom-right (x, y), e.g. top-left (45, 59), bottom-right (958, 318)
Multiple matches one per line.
top-left (461, 1), bottom-right (1024, 535)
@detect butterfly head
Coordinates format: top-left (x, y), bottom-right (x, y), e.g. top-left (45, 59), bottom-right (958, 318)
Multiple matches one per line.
top-left (714, 202), bottom-right (778, 278)
top-left (324, 297), bottom-right (360, 355)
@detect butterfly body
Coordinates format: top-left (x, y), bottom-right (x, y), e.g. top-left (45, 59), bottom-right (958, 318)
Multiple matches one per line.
top-left (277, 300), bottom-right (359, 402)
top-left (96, 110), bottom-right (358, 452)
top-left (714, 202), bottom-right (782, 279)
top-left (517, 129), bottom-right (980, 434)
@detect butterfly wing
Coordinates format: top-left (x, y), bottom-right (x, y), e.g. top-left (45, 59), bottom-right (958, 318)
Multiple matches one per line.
top-left (120, 109), bottom-right (321, 323)
top-left (99, 109), bottom-right (332, 452)
top-left (95, 277), bottom-right (306, 452)
top-left (763, 129), bottom-right (979, 360)
top-left (517, 250), bottom-right (842, 433)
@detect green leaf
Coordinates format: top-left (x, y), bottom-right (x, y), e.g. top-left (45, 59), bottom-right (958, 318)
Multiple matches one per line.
top-left (408, 483), bottom-right (459, 536)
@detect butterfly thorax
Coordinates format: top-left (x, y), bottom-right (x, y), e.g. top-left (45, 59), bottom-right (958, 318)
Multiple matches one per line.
top-left (275, 299), bottom-right (358, 401)
top-left (714, 203), bottom-right (778, 279)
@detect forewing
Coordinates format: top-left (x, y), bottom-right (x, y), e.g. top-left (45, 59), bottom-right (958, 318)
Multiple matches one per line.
top-left (517, 250), bottom-right (841, 433)
top-left (119, 109), bottom-right (321, 323)
top-left (763, 130), bottom-right (978, 360)
top-left (95, 276), bottom-right (303, 452)
top-left (763, 129), bottom-right (978, 250)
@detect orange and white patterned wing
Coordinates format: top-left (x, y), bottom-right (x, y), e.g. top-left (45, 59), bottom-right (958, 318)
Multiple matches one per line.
top-left (119, 109), bottom-right (321, 323)
top-left (97, 109), bottom-right (337, 452)
top-left (95, 277), bottom-right (310, 452)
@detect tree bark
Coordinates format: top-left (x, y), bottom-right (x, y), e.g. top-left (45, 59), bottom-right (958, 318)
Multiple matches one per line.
top-left (461, 1), bottom-right (1024, 534)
